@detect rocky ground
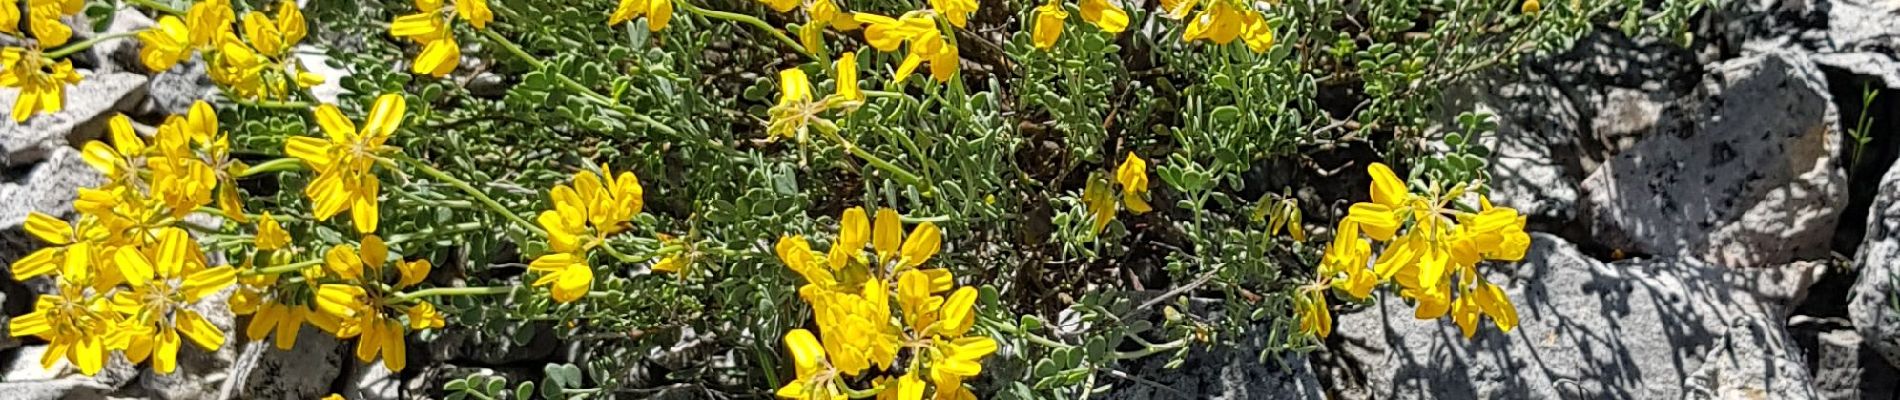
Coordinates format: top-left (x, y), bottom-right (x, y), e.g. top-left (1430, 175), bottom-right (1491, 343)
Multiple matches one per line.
top-left (3, 0), bottom-right (1900, 399)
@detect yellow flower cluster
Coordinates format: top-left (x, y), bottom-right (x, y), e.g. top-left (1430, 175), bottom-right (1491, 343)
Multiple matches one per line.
top-left (1082, 152), bottom-right (1153, 235)
top-left (529, 165), bottom-right (646, 303)
top-left (0, 47), bottom-right (80, 122)
top-left (1300, 163), bottom-right (1530, 339)
top-left (140, 0), bottom-right (327, 100)
top-left (308, 235), bottom-right (441, 371)
top-left (390, 0), bottom-right (493, 77)
top-left (769, 53), bottom-right (864, 141)
top-left (0, 0), bottom-right (84, 47)
top-left (1159, 0), bottom-right (1274, 52)
top-left (774, 207), bottom-right (996, 400)
top-left (9, 104), bottom-right (252, 375)
top-left (1030, 0), bottom-right (1128, 50)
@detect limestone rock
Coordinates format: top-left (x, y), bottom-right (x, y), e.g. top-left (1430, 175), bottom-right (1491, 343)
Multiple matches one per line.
top-left (1849, 158), bottom-right (1900, 369)
top-left (1684, 316), bottom-right (1820, 399)
top-left (1319, 233), bottom-right (1820, 399)
top-left (0, 73), bottom-right (148, 166)
top-left (1580, 53), bottom-right (1846, 267)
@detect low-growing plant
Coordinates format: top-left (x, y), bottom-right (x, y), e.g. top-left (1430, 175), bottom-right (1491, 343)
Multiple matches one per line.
top-left (4, 0), bottom-right (1703, 397)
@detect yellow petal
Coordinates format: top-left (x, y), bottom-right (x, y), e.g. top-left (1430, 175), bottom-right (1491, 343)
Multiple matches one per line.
top-left (181, 266), bottom-right (237, 301)
top-left (1344, 203), bottom-right (1401, 241)
top-left (937, 286), bottom-right (978, 337)
top-left (412, 36), bottom-right (461, 77)
top-left (1032, 4), bottom-right (1066, 50)
top-left (24, 213), bottom-right (70, 245)
top-left (351, 175), bottom-right (381, 234)
top-left (1079, 0), bottom-right (1128, 33)
top-left (364, 94), bottom-right (408, 140)
top-left (312, 104), bottom-right (357, 142)
top-left (113, 246), bottom-right (154, 286)
top-left (153, 327), bottom-right (180, 374)
top-left (873, 208), bottom-right (902, 262)
top-left (11, 248), bottom-right (61, 280)
top-left (898, 222), bottom-right (941, 269)
top-left (646, 0), bottom-right (672, 31)
top-left (176, 310), bottom-right (227, 350)
top-left (782, 329), bottom-right (826, 374)
top-left (1474, 281), bottom-right (1518, 332)
top-left (1367, 162), bottom-right (1408, 208)
top-left (380, 319), bottom-right (407, 371)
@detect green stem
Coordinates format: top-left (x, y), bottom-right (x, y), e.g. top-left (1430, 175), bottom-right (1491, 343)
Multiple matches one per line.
top-left (238, 158), bottom-right (304, 178)
top-left (1113, 338), bottom-right (1189, 360)
top-left (241, 259), bottom-right (322, 277)
top-left (813, 121), bottom-right (934, 196)
top-left (675, 0), bottom-right (813, 60)
top-left (123, 0), bottom-right (187, 14)
top-left (393, 286), bottom-right (515, 302)
top-left (229, 97), bottom-right (313, 110)
top-left (394, 154), bottom-right (547, 237)
top-left (45, 31), bottom-right (140, 59)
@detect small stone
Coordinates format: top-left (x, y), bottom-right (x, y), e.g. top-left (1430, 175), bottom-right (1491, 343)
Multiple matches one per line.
top-left (0, 73), bottom-right (148, 166)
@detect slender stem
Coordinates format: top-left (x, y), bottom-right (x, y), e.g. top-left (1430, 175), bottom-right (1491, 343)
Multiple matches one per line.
top-left (1114, 339), bottom-right (1189, 360)
top-left (241, 259), bottom-right (323, 277)
top-left (229, 97), bottom-right (314, 110)
top-left (394, 154), bottom-right (547, 237)
top-left (239, 158), bottom-right (304, 178)
top-left (477, 29), bottom-right (547, 70)
top-left (983, 318), bottom-right (1072, 349)
top-left (814, 122), bottom-right (934, 196)
top-left (45, 31), bottom-right (140, 59)
top-left (675, 0), bottom-right (813, 60)
top-left (123, 0), bottom-right (187, 14)
top-left (393, 286), bottom-right (515, 302)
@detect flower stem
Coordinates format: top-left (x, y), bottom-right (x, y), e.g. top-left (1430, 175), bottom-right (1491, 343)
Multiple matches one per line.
top-left (241, 259), bottom-right (323, 277)
top-left (238, 157), bottom-right (304, 178)
top-left (813, 121), bottom-right (934, 196)
top-left (675, 0), bottom-right (814, 60)
top-left (393, 154), bottom-right (547, 237)
top-left (393, 286), bottom-right (516, 302)
top-left (44, 31), bottom-right (140, 59)
top-left (229, 97), bottom-right (313, 110)
top-left (123, 0), bottom-right (187, 15)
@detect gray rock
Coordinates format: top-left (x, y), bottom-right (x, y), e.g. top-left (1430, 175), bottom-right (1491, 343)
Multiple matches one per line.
top-left (1319, 233), bottom-right (1820, 399)
top-left (1803, 327), bottom-right (1900, 399)
top-left (1684, 316), bottom-right (1819, 399)
top-left (0, 72), bottom-right (148, 166)
top-left (342, 362), bottom-right (403, 400)
top-left (1580, 53), bottom-right (1846, 267)
top-left (1850, 157), bottom-right (1900, 369)
top-left (1103, 348), bottom-right (1322, 400)
top-left (219, 325), bottom-right (347, 400)
top-left (139, 59), bottom-right (216, 118)
top-left (0, 378), bottom-right (111, 400)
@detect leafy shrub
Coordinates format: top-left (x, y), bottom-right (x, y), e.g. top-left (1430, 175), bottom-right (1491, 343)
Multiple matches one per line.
top-left (3, 0), bottom-right (1700, 397)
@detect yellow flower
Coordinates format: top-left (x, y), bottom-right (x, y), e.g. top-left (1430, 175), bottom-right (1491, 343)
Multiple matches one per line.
top-left (929, 0), bottom-right (979, 28)
top-left (390, 0), bottom-right (490, 77)
top-left (246, 301), bottom-right (310, 350)
top-left (530, 251), bottom-right (593, 304)
top-left (110, 228), bottom-right (237, 375)
top-left (25, 0), bottom-right (83, 47)
top-left (186, 0), bottom-right (236, 48)
top-left (1296, 286), bottom-right (1331, 338)
top-left (1078, 0), bottom-right (1128, 33)
top-left (242, 1), bottom-right (307, 58)
top-left (528, 165), bottom-right (644, 303)
top-left (404, 301), bottom-right (446, 330)
top-left (1159, 0), bottom-right (1195, 19)
top-left (1320, 162), bottom-right (1534, 338)
top-left (1, 47), bottom-right (82, 122)
top-left (768, 57), bottom-right (863, 141)
top-left (139, 16), bottom-right (193, 71)
top-left (255, 213), bottom-right (291, 250)
top-left (310, 236), bottom-right (434, 372)
top-left (1182, 2), bottom-right (1244, 45)
top-left (758, 0), bottom-right (800, 13)
top-left (285, 94), bottom-right (407, 234)
top-left (9, 283), bottom-right (110, 375)
top-left (1522, 0), bottom-right (1541, 14)
top-left (775, 329), bottom-right (845, 399)
top-left (1114, 152), bottom-right (1152, 214)
top-left (1031, 3), bottom-right (1066, 50)
top-left (856, 12), bottom-right (958, 83)
top-left (1083, 174), bottom-right (1116, 234)
top-left (1240, 10), bottom-right (1274, 53)
top-left (610, 0), bottom-right (674, 31)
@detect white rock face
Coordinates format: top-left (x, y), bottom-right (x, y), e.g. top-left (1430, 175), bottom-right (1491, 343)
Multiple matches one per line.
top-left (1849, 159), bottom-right (1900, 370)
